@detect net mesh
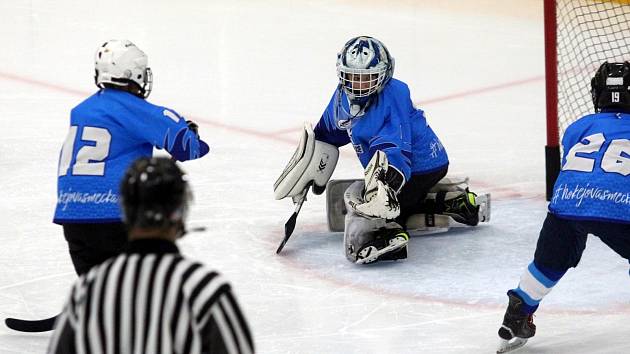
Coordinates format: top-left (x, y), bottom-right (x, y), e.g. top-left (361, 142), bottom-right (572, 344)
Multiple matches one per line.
top-left (556, 0), bottom-right (630, 138)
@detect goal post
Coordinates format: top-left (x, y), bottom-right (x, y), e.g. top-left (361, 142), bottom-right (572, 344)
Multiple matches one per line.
top-left (544, 0), bottom-right (630, 200)
top-left (545, 0), bottom-right (560, 201)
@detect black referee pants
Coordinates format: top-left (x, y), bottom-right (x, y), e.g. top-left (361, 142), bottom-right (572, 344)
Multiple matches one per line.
top-left (62, 223), bottom-right (128, 275)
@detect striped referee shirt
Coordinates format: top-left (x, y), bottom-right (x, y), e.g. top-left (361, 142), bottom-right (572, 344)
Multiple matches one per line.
top-left (47, 239), bottom-right (254, 354)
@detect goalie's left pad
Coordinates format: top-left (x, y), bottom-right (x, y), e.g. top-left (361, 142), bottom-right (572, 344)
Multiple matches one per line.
top-left (343, 181), bottom-right (408, 264)
top-left (273, 122), bottom-right (339, 199)
top-left (327, 175), bottom-right (491, 232)
top-left (346, 151), bottom-right (400, 220)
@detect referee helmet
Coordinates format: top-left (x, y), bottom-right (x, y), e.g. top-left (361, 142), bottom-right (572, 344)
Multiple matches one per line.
top-left (120, 157), bottom-right (191, 229)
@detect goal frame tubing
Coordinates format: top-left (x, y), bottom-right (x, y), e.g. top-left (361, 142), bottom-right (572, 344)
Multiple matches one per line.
top-left (544, 0), bottom-right (561, 201)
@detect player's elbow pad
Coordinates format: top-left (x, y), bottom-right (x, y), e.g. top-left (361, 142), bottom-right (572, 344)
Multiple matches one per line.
top-left (274, 122), bottom-right (339, 199)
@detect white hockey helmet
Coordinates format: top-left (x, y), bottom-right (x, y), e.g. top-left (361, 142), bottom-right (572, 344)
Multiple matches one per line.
top-left (94, 40), bottom-right (153, 98)
top-left (336, 36), bottom-right (394, 100)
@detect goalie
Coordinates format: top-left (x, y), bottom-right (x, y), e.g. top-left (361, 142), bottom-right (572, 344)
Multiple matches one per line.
top-left (274, 36), bottom-right (486, 264)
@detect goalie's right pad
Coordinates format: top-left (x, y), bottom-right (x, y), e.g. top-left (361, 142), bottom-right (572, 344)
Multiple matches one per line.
top-left (273, 122), bottom-right (339, 199)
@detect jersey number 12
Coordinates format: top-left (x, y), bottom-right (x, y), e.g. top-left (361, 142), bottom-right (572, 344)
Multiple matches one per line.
top-left (58, 126), bottom-right (112, 176)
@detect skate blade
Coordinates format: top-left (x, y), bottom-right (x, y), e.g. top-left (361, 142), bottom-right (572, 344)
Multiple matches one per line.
top-left (355, 238), bottom-right (408, 265)
top-left (497, 337), bottom-right (527, 353)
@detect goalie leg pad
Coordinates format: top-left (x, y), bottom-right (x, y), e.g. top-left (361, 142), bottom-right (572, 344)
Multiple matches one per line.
top-left (274, 122), bottom-right (339, 199)
top-left (327, 176), bottom-right (491, 232)
top-left (429, 176), bottom-right (470, 193)
top-left (326, 179), bottom-right (356, 232)
top-left (343, 181), bottom-right (408, 264)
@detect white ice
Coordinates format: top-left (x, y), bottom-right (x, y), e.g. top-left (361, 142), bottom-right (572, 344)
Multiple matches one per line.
top-left (0, 1), bottom-right (628, 353)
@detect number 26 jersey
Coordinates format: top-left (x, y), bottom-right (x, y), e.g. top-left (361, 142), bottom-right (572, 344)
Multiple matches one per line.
top-left (549, 112), bottom-right (630, 223)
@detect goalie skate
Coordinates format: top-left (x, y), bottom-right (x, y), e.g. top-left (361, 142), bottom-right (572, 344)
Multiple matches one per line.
top-left (355, 229), bottom-right (409, 264)
top-left (326, 178), bottom-right (491, 233)
top-left (405, 192), bottom-right (490, 232)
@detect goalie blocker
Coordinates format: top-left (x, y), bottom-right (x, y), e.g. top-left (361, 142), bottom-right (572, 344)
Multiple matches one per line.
top-left (274, 122), bottom-right (339, 199)
top-left (327, 176), bottom-right (491, 233)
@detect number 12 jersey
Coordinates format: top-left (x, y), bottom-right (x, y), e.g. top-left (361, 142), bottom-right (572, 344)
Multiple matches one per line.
top-left (54, 89), bottom-right (209, 224)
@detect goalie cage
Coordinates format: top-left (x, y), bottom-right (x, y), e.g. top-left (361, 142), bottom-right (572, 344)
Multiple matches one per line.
top-left (326, 177), bottom-right (491, 234)
top-left (544, 0), bottom-right (630, 200)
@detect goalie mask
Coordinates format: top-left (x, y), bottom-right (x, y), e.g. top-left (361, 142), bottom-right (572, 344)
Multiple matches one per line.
top-left (591, 61), bottom-right (630, 113)
top-left (120, 157), bottom-right (191, 230)
top-left (94, 40), bottom-right (153, 98)
top-left (336, 36), bottom-right (394, 101)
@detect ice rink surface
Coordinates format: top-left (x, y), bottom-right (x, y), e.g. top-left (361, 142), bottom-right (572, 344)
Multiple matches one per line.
top-left (1, 0), bottom-right (629, 353)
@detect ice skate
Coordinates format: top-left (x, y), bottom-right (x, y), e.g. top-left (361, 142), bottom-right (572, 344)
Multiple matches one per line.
top-left (497, 292), bottom-right (536, 353)
top-left (355, 228), bottom-right (409, 264)
top-left (442, 188), bottom-right (480, 226)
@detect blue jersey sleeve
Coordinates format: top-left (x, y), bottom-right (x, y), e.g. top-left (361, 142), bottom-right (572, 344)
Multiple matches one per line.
top-left (313, 90), bottom-right (351, 147)
top-left (129, 102), bottom-right (209, 161)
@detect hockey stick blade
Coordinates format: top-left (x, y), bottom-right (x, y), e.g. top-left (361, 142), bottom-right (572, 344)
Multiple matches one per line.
top-left (276, 188), bottom-right (308, 254)
top-left (5, 315), bottom-right (57, 332)
top-left (276, 212), bottom-right (298, 254)
top-left (284, 211), bottom-right (298, 239)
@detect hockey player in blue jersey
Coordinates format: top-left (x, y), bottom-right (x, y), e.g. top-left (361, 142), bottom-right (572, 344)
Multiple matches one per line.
top-left (54, 40), bottom-right (209, 276)
top-left (274, 36), bottom-right (479, 264)
top-left (497, 61), bottom-right (630, 353)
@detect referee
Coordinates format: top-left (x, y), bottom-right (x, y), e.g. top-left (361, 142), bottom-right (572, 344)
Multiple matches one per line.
top-left (48, 157), bottom-right (254, 354)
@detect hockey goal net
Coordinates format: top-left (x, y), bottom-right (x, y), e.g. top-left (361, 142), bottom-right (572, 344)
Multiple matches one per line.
top-left (545, 0), bottom-right (630, 199)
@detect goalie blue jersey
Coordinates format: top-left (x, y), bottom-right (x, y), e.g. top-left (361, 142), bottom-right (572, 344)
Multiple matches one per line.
top-left (54, 88), bottom-right (209, 224)
top-left (549, 112), bottom-right (630, 223)
top-left (314, 78), bottom-right (448, 182)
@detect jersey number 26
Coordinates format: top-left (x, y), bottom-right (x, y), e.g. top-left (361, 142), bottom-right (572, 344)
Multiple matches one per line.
top-left (563, 132), bottom-right (630, 176)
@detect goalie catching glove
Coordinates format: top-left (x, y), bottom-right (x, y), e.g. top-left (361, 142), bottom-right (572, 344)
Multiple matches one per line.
top-left (347, 150), bottom-right (402, 220)
top-left (274, 122), bottom-right (339, 199)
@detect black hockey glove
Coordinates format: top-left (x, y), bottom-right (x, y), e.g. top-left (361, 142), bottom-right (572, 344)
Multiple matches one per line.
top-left (186, 120), bottom-right (199, 136)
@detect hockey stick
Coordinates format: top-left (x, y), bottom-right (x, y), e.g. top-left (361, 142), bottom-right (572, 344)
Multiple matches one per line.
top-left (5, 315), bottom-right (57, 332)
top-left (276, 186), bottom-right (309, 254)
top-left (4, 232), bottom-right (209, 333)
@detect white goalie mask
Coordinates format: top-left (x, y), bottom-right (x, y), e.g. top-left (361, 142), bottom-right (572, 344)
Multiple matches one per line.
top-left (336, 36), bottom-right (394, 100)
top-left (94, 40), bottom-right (153, 98)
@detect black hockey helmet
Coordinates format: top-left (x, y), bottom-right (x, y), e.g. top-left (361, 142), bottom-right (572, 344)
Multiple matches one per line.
top-left (120, 157), bottom-right (191, 229)
top-left (591, 61), bottom-right (630, 112)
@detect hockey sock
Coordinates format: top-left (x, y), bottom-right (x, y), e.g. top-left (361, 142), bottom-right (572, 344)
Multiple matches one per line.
top-left (511, 261), bottom-right (566, 314)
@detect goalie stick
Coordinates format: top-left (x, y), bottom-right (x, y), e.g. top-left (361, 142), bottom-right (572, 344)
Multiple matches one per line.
top-left (276, 186), bottom-right (309, 254)
top-left (5, 315), bottom-right (57, 332)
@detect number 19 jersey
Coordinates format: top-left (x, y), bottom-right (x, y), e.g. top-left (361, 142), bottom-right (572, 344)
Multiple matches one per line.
top-left (549, 112), bottom-right (630, 223)
top-left (53, 89), bottom-right (209, 224)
